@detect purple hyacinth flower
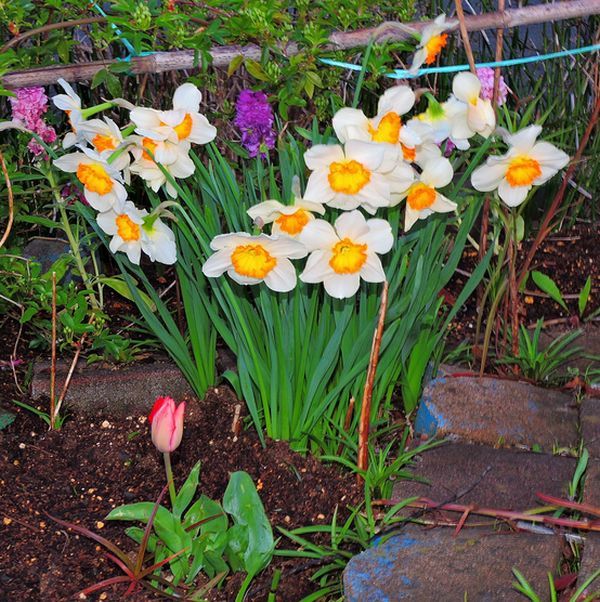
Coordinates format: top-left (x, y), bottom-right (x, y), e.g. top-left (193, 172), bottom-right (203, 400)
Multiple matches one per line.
top-left (234, 90), bottom-right (276, 158)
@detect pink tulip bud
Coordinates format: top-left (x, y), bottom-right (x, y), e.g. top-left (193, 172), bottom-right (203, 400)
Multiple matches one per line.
top-left (148, 396), bottom-right (186, 453)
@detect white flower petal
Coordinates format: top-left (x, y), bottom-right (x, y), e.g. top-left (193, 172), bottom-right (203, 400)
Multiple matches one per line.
top-left (377, 86), bottom-right (415, 117)
top-left (334, 210), bottom-right (369, 240)
top-left (504, 125), bottom-right (542, 153)
top-left (360, 254), bottom-right (386, 283)
top-left (300, 250), bottom-right (333, 283)
top-left (452, 72), bottom-right (481, 104)
top-left (172, 83), bottom-right (202, 112)
top-left (323, 273), bottom-right (361, 299)
top-left (299, 219), bottom-right (338, 251)
top-left (531, 142), bottom-right (569, 170)
top-left (421, 157), bottom-right (453, 188)
top-left (431, 193), bottom-right (457, 213)
top-left (358, 219), bottom-right (394, 254)
top-left (263, 259), bottom-right (297, 292)
top-left (332, 108), bottom-right (370, 143)
top-left (304, 144), bottom-right (345, 170)
top-left (202, 249), bottom-right (233, 277)
top-left (498, 179), bottom-right (529, 207)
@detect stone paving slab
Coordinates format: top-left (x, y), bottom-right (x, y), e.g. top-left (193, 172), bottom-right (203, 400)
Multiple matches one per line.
top-left (415, 376), bottom-right (578, 451)
top-left (582, 460), bottom-right (600, 508)
top-left (343, 525), bottom-right (562, 601)
top-left (578, 534), bottom-right (600, 597)
top-left (540, 324), bottom-right (600, 375)
top-left (31, 358), bottom-right (194, 415)
top-left (393, 442), bottom-right (576, 522)
top-left (581, 396), bottom-right (600, 458)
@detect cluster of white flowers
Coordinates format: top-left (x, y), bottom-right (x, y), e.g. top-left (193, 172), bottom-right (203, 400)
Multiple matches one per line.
top-left (51, 80), bottom-right (217, 265)
top-left (204, 65), bottom-right (569, 300)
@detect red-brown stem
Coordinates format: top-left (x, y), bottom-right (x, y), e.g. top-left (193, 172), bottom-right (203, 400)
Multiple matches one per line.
top-left (492, 0), bottom-right (506, 107)
top-left (49, 272), bottom-right (57, 430)
top-left (357, 281), bottom-right (389, 484)
top-left (506, 223), bottom-right (519, 359)
top-left (0, 151), bottom-right (14, 249)
top-left (517, 95), bottom-right (600, 290)
top-left (455, 0), bottom-right (477, 74)
top-left (373, 496), bottom-right (600, 531)
top-left (53, 330), bottom-right (88, 421)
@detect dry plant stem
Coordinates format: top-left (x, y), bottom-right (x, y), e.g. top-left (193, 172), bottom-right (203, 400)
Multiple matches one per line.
top-left (374, 496), bottom-right (600, 531)
top-left (518, 94), bottom-right (600, 290)
top-left (0, 151), bottom-right (14, 249)
top-left (50, 272), bottom-right (57, 431)
top-left (53, 331), bottom-right (89, 421)
top-left (507, 215), bottom-right (519, 359)
top-left (5, 0), bottom-right (600, 88)
top-left (357, 280), bottom-right (389, 484)
top-left (0, 17), bottom-right (107, 53)
top-left (337, 396), bottom-right (356, 456)
top-left (492, 0), bottom-right (506, 107)
top-left (455, 0), bottom-right (477, 74)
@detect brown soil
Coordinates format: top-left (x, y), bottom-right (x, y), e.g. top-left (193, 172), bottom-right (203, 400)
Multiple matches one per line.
top-left (446, 222), bottom-right (600, 346)
top-left (0, 320), bottom-right (362, 602)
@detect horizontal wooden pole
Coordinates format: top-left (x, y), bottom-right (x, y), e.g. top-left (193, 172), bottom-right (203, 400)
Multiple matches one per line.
top-left (2, 0), bottom-right (599, 89)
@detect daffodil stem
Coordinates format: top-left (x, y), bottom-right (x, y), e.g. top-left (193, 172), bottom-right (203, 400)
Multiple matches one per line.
top-left (80, 102), bottom-right (114, 119)
top-left (163, 452), bottom-right (177, 509)
top-left (45, 167), bottom-right (100, 311)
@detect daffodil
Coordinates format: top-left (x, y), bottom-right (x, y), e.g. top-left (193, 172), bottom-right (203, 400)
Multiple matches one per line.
top-left (303, 140), bottom-right (413, 214)
top-left (52, 78), bottom-right (85, 148)
top-left (332, 86), bottom-right (421, 148)
top-left (407, 97), bottom-right (471, 150)
top-left (202, 233), bottom-right (307, 292)
top-left (79, 117), bottom-right (131, 172)
top-left (395, 157), bottom-right (457, 231)
top-left (299, 210), bottom-right (393, 299)
top-left (410, 14), bottom-right (455, 73)
top-left (471, 125), bottom-right (569, 207)
top-left (96, 202), bottom-right (177, 265)
top-left (129, 136), bottom-right (195, 198)
top-left (130, 83), bottom-right (216, 146)
top-left (451, 72), bottom-right (496, 138)
top-left (53, 148), bottom-right (126, 211)
top-left (248, 197), bottom-right (325, 238)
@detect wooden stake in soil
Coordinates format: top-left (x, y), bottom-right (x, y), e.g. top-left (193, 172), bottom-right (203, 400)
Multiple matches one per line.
top-left (357, 280), bottom-right (389, 484)
top-left (0, 151), bottom-right (14, 249)
top-left (50, 271), bottom-right (57, 431)
top-left (455, 0), bottom-right (477, 74)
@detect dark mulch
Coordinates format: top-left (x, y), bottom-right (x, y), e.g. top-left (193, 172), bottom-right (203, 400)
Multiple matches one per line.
top-left (0, 321), bottom-right (361, 601)
top-left (446, 222), bottom-right (600, 346)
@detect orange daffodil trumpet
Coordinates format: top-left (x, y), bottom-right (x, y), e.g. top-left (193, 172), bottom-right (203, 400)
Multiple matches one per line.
top-left (299, 210), bottom-right (393, 299)
top-left (303, 140), bottom-right (413, 215)
top-left (410, 14), bottom-right (455, 73)
top-left (96, 201), bottom-right (177, 265)
top-left (397, 157), bottom-right (457, 231)
top-left (471, 125), bottom-right (569, 207)
top-left (53, 148), bottom-right (127, 212)
top-left (202, 233), bottom-right (307, 292)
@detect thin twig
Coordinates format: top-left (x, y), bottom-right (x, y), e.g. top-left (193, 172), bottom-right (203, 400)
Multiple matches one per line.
top-left (53, 330), bottom-right (89, 421)
top-left (455, 0), bottom-right (477, 74)
top-left (0, 151), bottom-right (14, 249)
top-left (357, 280), bottom-right (389, 484)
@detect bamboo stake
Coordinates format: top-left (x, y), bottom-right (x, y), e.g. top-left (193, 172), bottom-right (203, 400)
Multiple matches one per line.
top-left (3, 0), bottom-right (599, 89)
top-left (455, 0), bottom-right (477, 74)
top-left (357, 280), bottom-right (389, 484)
top-left (49, 271), bottom-right (57, 430)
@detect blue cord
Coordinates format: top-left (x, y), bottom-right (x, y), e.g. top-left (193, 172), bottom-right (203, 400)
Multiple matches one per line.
top-left (320, 43), bottom-right (600, 79)
top-left (93, 3), bottom-right (138, 57)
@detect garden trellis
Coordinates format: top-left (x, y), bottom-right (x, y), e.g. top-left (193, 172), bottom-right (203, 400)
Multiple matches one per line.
top-left (2, 0), bottom-right (599, 89)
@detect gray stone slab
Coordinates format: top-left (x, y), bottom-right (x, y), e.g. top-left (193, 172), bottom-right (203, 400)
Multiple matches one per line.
top-left (578, 534), bottom-right (600, 598)
top-left (394, 442), bottom-right (575, 523)
top-left (540, 324), bottom-right (600, 375)
top-left (415, 376), bottom-right (578, 451)
top-left (583, 460), bottom-right (600, 509)
top-left (582, 397), bottom-right (600, 458)
top-left (343, 525), bottom-right (562, 602)
top-left (31, 358), bottom-right (194, 415)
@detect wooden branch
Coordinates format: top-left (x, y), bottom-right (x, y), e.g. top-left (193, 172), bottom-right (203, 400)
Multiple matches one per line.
top-left (3, 0), bottom-right (599, 89)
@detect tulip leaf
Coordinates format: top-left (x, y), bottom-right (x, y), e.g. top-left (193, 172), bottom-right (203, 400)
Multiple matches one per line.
top-left (174, 461), bottom-right (201, 520)
top-left (223, 471), bottom-right (274, 577)
top-left (579, 276), bottom-right (592, 317)
top-left (184, 494), bottom-right (228, 537)
top-left (531, 271), bottom-right (568, 311)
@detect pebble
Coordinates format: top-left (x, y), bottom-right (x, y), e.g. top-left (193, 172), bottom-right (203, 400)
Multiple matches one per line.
top-left (18, 443), bottom-right (25, 449)
top-left (100, 420), bottom-right (111, 429)
top-left (96, 521), bottom-right (105, 529)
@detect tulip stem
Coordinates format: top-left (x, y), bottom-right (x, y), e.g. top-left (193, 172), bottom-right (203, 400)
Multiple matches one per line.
top-left (163, 452), bottom-right (177, 509)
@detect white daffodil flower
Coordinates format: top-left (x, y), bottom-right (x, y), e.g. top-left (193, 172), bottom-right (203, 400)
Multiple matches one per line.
top-left (52, 78), bottom-right (86, 149)
top-left (247, 198), bottom-right (326, 238)
top-left (129, 136), bottom-right (195, 198)
top-left (79, 117), bottom-right (132, 173)
top-left (299, 210), bottom-right (393, 299)
top-left (96, 202), bottom-right (177, 265)
top-left (395, 157), bottom-right (457, 231)
top-left (471, 125), bottom-right (569, 207)
top-left (130, 83), bottom-right (217, 146)
top-left (202, 233), bottom-right (307, 292)
top-left (410, 14), bottom-right (455, 73)
top-left (452, 72), bottom-right (496, 138)
top-left (303, 140), bottom-right (413, 215)
top-left (53, 148), bottom-right (126, 212)
top-left (407, 97), bottom-right (471, 150)
top-left (332, 86), bottom-right (421, 148)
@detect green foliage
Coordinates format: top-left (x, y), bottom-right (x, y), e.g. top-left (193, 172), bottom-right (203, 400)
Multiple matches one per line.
top-left (531, 270), bottom-right (568, 312)
top-left (107, 465), bottom-right (273, 596)
top-left (497, 320), bottom-right (583, 383)
top-left (512, 567), bottom-right (600, 602)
